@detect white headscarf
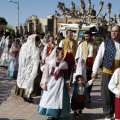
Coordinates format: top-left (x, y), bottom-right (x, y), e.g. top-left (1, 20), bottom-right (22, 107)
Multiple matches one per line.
top-left (25, 34), bottom-right (39, 55)
top-left (41, 34), bottom-right (50, 45)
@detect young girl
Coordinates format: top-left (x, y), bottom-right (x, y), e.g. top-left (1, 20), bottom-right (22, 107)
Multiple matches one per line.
top-left (71, 75), bottom-right (94, 118)
top-left (38, 47), bottom-right (70, 120)
top-left (108, 68), bottom-right (120, 120)
top-left (7, 39), bottom-right (20, 78)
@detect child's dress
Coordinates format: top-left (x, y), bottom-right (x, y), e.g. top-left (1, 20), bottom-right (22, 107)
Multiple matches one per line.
top-left (38, 60), bottom-right (71, 118)
top-left (7, 44), bottom-right (19, 77)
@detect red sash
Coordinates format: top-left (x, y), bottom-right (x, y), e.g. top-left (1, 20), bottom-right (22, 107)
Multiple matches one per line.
top-left (86, 57), bottom-right (93, 67)
top-left (64, 52), bottom-right (74, 62)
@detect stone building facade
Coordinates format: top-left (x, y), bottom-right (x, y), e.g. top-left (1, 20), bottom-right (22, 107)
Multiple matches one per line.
top-left (15, 12), bottom-right (109, 37)
top-left (15, 14), bottom-right (54, 37)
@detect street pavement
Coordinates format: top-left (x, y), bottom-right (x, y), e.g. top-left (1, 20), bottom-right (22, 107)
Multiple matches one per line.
top-left (0, 67), bottom-right (110, 120)
top-left (0, 67), bottom-right (16, 104)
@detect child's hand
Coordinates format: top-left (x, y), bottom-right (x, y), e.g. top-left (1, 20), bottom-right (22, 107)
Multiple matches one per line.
top-left (42, 83), bottom-right (47, 91)
top-left (66, 82), bottom-right (70, 93)
top-left (91, 73), bottom-right (97, 79)
top-left (42, 60), bottom-right (45, 65)
top-left (67, 86), bottom-right (70, 93)
top-left (91, 78), bottom-right (95, 82)
top-left (118, 92), bottom-right (120, 98)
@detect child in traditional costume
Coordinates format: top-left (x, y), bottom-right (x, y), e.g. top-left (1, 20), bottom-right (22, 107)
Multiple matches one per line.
top-left (38, 47), bottom-right (70, 120)
top-left (7, 39), bottom-right (20, 78)
top-left (108, 68), bottom-right (120, 120)
top-left (71, 75), bottom-right (94, 118)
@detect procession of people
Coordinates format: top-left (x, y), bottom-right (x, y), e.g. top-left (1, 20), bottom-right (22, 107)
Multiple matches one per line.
top-left (0, 25), bottom-right (120, 120)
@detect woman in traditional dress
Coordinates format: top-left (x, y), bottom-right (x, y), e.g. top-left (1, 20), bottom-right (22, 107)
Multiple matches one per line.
top-left (41, 34), bottom-right (50, 46)
top-left (42, 35), bottom-right (56, 64)
top-left (15, 34), bottom-right (40, 103)
top-left (0, 35), bottom-right (5, 57)
top-left (0, 35), bottom-right (13, 67)
top-left (38, 47), bottom-right (71, 120)
top-left (7, 39), bottom-right (20, 78)
top-left (32, 40), bottom-right (42, 97)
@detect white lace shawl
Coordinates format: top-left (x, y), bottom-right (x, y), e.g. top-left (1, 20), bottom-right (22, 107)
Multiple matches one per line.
top-left (40, 59), bottom-right (68, 88)
top-left (17, 34), bottom-right (40, 97)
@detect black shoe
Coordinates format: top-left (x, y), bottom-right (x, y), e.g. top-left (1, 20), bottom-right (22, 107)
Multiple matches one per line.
top-left (85, 100), bottom-right (92, 104)
top-left (23, 97), bottom-right (34, 103)
top-left (78, 110), bottom-right (82, 116)
top-left (74, 112), bottom-right (80, 118)
top-left (29, 97), bottom-right (34, 100)
top-left (52, 117), bottom-right (59, 120)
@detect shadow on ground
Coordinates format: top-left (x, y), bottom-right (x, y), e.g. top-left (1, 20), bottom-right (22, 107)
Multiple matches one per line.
top-left (0, 119), bottom-right (26, 120)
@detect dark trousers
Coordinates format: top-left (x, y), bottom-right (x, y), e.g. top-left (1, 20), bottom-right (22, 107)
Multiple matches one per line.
top-left (66, 61), bottom-right (74, 80)
top-left (101, 73), bottom-right (115, 118)
top-left (86, 66), bottom-right (93, 100)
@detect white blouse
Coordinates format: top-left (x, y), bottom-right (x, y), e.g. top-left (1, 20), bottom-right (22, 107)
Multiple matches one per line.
top-left (59, 40), bottom-right (73, 53)
top-left (108, 68), bottom-right (120, 98)
top-left (75, 42), bottom-right (93, 60)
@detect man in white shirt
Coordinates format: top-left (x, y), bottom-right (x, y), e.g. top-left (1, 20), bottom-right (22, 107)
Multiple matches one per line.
top-left (92, 25), bottom-right (120, 120)
top-left (59, 30), bottom-right (77, 80)
top-left (75, 31), bottom-right (98, 103)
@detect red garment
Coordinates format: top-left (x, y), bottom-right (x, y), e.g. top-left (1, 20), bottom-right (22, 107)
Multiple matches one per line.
top-left (86, 57), bottom-right (93, 67)
top-left (71, 95), bottom-right (85, 110)
top-left (46, 46), bottom-right (51, 56)
top-left (51, 62), bottom-right (69, 80)
top-left (12, 51), bottom-right (19, 57)
top-left (75, 95), bottom-right (85, 103)
top-left (46, 46), bottom-right (53, 57)
top-left (64, 52), bottom-right (74, 62)
top-left (64, 52), bottom-right (75, 76)
top-left (115, 97), bottom-right (120, 119)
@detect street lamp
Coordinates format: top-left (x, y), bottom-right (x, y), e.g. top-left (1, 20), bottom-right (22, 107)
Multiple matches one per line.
top-left (9, 0), bottom-right (19, 27)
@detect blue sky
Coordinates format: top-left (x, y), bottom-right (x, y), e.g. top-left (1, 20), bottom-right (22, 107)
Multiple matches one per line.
top-left (0, 0), bottom-right (120, 27)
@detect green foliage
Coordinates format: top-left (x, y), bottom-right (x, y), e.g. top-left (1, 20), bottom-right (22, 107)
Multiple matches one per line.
top-left (38, 35), bottom-right (42, 39)
top-left (93, 37), bottom-right (101, 41)
top-left (0, 17), bottom-right (7, 25)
